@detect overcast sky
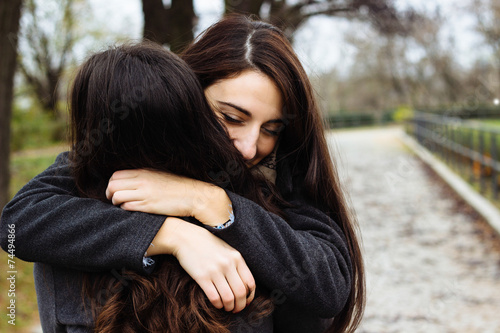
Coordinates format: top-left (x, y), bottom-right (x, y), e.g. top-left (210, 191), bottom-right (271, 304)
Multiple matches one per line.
top-left (85, 0), bottom-right (485, 75)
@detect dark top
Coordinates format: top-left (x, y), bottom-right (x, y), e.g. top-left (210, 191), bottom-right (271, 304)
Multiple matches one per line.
top-left (0, 152), bottom-right (351, 332)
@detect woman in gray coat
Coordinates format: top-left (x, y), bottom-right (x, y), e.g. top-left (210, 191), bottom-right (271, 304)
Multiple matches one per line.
top-left (1, 15), bottom-right (365, 333)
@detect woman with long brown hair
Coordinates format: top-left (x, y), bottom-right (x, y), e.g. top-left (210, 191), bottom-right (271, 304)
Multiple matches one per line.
top-left (1, 15), bottom-right (364, 332)
top-left (73, 42), bottom-right (280, 332)
top-left (30, 41), bottom-right (275, 332)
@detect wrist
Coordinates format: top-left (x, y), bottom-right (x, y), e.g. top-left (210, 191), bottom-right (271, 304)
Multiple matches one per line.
top-left (149, 217), bottom-right (184, 256)
top-left (192, 186), bottom-right (233, 227)
top-left (213, 203), bottom-right (234, 229)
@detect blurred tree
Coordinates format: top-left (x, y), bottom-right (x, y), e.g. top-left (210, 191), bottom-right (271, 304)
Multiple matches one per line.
top-left (407, 10), bottom-right (465, 108)
top-left (0, 0), bottom-right (23, 209)
top-left (313, 6), bottom-right (471, 115)
top-left (225, 0), bottom-right (417, 40)
top-left (17, 0), bottom-right (81, 118)
top-left (142, 0), bottom-right (418, 52)
top-left (330, 28), bottom-right (411, 113)
top-left (472, 0), bottom-right (500, 97)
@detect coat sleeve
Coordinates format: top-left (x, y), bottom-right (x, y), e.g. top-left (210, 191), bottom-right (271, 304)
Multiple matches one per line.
top-left (0, 152), bottom-right (166, 273)
top-left (208, 191), bottom-right (352, 318)
top-left (1, 152), bottom-right (351, 317)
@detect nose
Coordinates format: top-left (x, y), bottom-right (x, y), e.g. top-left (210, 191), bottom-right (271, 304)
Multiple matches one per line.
top-left (233, 128), bottom-right (259, 162)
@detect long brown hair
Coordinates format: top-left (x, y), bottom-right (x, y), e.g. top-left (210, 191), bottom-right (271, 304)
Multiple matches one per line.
top-left (181, 15), bottom-right (365, 332)
top-left (69, 42), bottom-right (273, 332)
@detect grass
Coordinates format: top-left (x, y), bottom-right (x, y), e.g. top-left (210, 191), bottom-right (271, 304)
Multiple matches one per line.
top-left (478, 119), bottom-right (500, 127)
top-left (9, 151), bottom-right (65, 199)
top-left (0, 146), bottom-right (65, 332)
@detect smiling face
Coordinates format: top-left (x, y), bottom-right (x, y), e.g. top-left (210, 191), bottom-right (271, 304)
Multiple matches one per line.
top-left (204, 70), bottom-right (284, 167)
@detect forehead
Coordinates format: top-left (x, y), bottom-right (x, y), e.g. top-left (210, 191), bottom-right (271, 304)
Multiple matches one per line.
top-left (205, 70), bottom-right (283, 120)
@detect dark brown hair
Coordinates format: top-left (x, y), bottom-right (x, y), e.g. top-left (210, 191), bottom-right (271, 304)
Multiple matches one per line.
top-left (69, 42), bottom-right (273, 332)
top-left (181, 15), bottom-right (365, 332)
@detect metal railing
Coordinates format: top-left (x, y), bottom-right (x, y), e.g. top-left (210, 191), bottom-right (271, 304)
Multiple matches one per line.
top-left (406, 112), bottom-right (500, 202)
top-left (325, 113), bottom-right (376, 129)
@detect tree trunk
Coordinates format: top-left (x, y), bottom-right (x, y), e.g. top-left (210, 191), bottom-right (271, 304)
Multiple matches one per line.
top-left (142, 0), bottom-right (169, 45)
top-left (167, 0), bottom-right (196, 53)
top-left (142, 0), bottom-right (196, 53)
top-left (141, 0), bottom-right (414, 54)
top-left (0, 0), bottom-right (22, 210)
top-left (224, 0), bottom-right (266, 17)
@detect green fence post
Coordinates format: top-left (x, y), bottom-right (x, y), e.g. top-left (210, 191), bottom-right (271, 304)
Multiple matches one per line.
top-left (479, 130), bottom-right (485, 194)
top-left (470, 129), bottom-right (475, 185)
top-left (492, 133), bottom-right (498, 200)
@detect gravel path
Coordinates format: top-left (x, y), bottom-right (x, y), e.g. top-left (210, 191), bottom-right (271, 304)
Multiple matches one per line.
top-left (329, 126), bottom-right (500, 333)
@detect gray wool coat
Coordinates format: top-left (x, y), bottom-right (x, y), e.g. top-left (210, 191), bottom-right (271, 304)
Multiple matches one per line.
top-left (0, 152), bottom-right (351, 332)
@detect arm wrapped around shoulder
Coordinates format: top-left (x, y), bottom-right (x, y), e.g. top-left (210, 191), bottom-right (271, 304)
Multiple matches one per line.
top-left (0, 152), bottom-right (165, 273)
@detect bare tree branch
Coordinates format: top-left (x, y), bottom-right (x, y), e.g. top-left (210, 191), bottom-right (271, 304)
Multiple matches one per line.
top-left (18, 0), bottom-right (80, 117)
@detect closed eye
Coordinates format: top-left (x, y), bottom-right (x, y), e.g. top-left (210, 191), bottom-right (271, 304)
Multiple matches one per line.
top-left (263, 122), bottom-right (284, 136)
top-left (263, 128), bottom-right (279, 136)
top-left (221, 113), bottom-right (243, 124)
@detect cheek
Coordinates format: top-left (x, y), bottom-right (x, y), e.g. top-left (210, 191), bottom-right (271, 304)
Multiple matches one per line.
top-left (225, 126), bottom-right (239, 142)
top-left (258, 136), bottom-right (278, 157)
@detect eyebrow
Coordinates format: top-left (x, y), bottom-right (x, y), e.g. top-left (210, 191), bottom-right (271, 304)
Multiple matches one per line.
top-left (218, 101), bottom-right (284, 124)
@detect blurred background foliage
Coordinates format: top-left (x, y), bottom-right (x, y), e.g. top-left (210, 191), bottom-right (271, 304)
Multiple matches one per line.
top-left (9, 0), bottom-right (500, 157)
